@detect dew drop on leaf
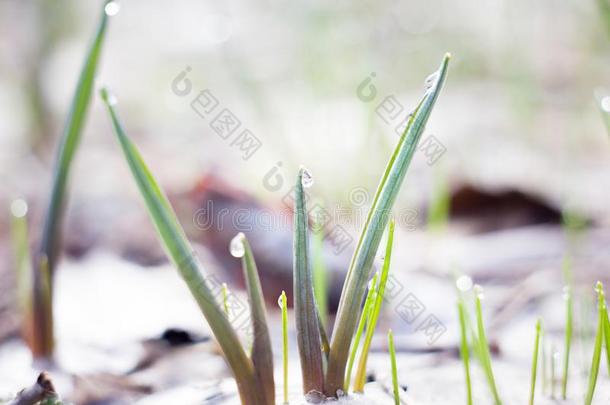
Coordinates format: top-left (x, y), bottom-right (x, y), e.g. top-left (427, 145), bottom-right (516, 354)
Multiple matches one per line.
top-left (301, 167), bottom-right (314, 188)
top-left (10, 199), bottom-right (28, 218)
top-left (229, 233), bottom-right (245, 257)
top-left (456, 275), bottom-right (473, 292)
top-left (104, 1), bottom-right (121, 16)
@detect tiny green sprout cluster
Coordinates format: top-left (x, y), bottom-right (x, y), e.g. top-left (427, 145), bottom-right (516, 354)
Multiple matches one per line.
top-left (456, 278), bottom-right (610, 405)
top-left (97, 51), bottom-right (450, 403)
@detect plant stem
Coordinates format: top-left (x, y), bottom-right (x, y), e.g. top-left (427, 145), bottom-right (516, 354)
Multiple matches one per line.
top-left (584, 282), bottom-right (606, 405)
top-left (474, 287), bottom-right (502, 405)
top-left (388, 330), bottom-right (400, 405)
top-left (353, 221), bottom-right (395, 392)
top-left (457, 300), bottom-right (473, 405)
top-left (33, 0), bottom-right (112, 359)
top-left (344, 273), bottom-right (377, 392)
top-left (279, 291), bottom-right (289, 404)
top-left (529, 319), bottom-right (541, 405)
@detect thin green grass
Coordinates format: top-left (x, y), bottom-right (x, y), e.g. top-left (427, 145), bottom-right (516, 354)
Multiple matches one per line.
top-left (345, 273), bottom-right (377, 392)
top-left (529, 319), bottom-right (541, 405)
top-left (474, 286), bottom-right (502, 405)
top-left (457, 299), bottom-right (473, 405)
top-left (353, 220), bottom-right (395, 392)
top-left (388, 329), bottom-right (400, 405)
top-left (279, 291), bottom-right (289, 404)
top-left (10, 200), bottom-right (33, 319)
top-left (34, 0), bottom-right (112, 358)
top-left (584, 282), bottom-right (607, 405)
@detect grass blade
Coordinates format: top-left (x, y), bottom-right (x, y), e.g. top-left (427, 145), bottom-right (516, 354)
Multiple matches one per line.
top-left (584, 282), bottom-right (606, 405)
top-left (32, 0), bottom-right (112, 358)
top-left (344, 273), bottom-right (377, 392)
top-left (353, 220), bottom-right (395, 392)
top-left (279, 291), bottom-right (289, 404)
top-left (474, 286), bottom-right (502, 405)
top-left (325, 53), bottom-right (451, 396)
top-left (100, 88), bottom-right (265, 405)
top-left (388, 330), bottom-right (400, 405)
top-left (529, 319), bottom-right (542, 405)
top-left (604, 300), bottom-right (610, 376)
top-left (457, 300), bottom-right (473, 405)
top-left (10, 200), bottom-right (33, 320)
top-left (293, 168), bottom-right (324, 395)
top-left (237, 234), bottom-right (275, 405)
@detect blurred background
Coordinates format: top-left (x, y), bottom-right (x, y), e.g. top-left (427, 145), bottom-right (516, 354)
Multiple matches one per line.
top-left (1, 0), bottom-right (610, 403)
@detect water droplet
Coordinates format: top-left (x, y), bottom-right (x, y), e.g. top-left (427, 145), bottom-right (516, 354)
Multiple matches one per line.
top-left (474, 284), bottom-right (484, 300)
top-left (277, 292), bottom-right (285, 309)
top-left (301, 167), bottom-right (314, 188)
top-left (601, 96), bottom-right (610, 113)
top-left (424, 70), bottom-right (439, 91)
top-left (336, 389), bottom-right (346, 397)
top-left (562, 285), bottom-right (570, 300)
top-left (104, 1), bottom-right (120, 16)
top-left (229, 233), bottom-right (245, 257)
top-left (10, 199), bottom-right (28, 218)
top-left (456, 275), bottom-right (473, 292)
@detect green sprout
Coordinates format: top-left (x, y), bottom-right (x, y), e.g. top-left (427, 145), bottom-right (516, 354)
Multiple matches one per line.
top-left (388, 329), bottom-right (400, 405)
top-left (353, 220), bottom-right (395, 392)
top-left (584, 282), bottom-right (607, 405)
top-left (10, 200), bottom-right (33, 322)
top-left (474, 285), bottom-right (502, 405)
top-left (279, 291), bottom-right (289, 404)
top-left (457, 300), bottom-right (473, 405)
top-left (345, 272), bottom-right (377, 392)
top-left (529, 319), bottom-right (541, 405)
top-left (101, 52), bottom-right (451, 403)
top-left (100, 88), bottom-right (271, 405)
top-left (325, 53), bottom-right (450, 396)
top-left (293, 168), bottom-right (325, 396)
top-left (31, 0), bottom-right (112, 358)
